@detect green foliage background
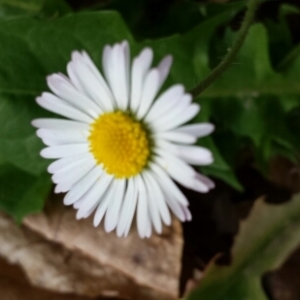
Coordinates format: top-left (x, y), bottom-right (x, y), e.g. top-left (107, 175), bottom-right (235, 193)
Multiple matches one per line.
top-left (0, 0), bottom-right (299, 298)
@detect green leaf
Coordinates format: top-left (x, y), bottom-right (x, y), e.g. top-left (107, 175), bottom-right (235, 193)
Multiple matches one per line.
top-left (0, 11), bottom-right (133, 176)
top-left (38, 0), bottom-right (72, 19)
top-left (0, 164), bottom-right (51, 222)
top-left (187, 193), bottom-right (300, 300)
top-left (0, 0), bottom-right (71, 19)
top-left (200, 22), bottom-right (300, 178)
top-left (201, 24), bottom-right (300, 97)
top-left (199, 137), bottom-right (243, 191)
top-left (0, 94), bottom-right (49, 175)
top-left (0, 0), bottom-right (43, 18)
top-left (0, 11), bottom-right (136, 220)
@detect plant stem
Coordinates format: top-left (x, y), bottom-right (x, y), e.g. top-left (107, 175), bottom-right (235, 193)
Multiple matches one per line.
top-left (190, 0), bottom-right (260, 98)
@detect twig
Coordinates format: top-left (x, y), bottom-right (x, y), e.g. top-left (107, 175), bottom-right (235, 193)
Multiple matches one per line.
top-left (190, 0), bottom-right (260, 98)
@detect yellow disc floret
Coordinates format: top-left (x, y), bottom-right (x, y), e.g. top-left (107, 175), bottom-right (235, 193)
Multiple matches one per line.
top-left (88, 111), bottom-right (150, 178)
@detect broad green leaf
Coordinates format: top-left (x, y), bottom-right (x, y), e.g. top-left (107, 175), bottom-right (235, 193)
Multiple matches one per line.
top-left (0, 0), bottom-right (71, 18)
top-left (200, 23), bottom-right (300, 176)
top-left (188, 193), bottom-right (300, 300)
top-left (0, 11), bottom-right (134, 220)
top-left (201, 24), bottom-right (300, 97)
top-left (0, 11), bottom-right (133, 176)
top-left (39, 0), bottom-right (72, 19)
top-left (0, 164), bottom-right (51, 222)
top-left (199, 136), bottom-right (243, 191)
top-left (209, 95), bottom-right (298, 170)
top-left (0, 94), bottom-right (48, 175)
top-left (0, 0), bottom-right (43, 18)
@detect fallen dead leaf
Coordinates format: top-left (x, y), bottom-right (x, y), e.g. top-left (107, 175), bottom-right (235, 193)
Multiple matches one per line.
top-left (0, 192), bottom-right (183, 300)
top-left (0, 256), bottom-right (102, 300)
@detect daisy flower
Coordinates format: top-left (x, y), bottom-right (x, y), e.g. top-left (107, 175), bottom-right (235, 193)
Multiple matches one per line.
top-left (32, 41), bottom-right (215, 238)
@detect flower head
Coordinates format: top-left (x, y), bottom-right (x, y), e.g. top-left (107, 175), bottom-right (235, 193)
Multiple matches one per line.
top-left (32, 41), bottom-right (215, 238)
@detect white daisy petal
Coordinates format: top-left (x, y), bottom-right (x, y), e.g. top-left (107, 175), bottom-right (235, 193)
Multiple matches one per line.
top-left (48, 153), bottom-right (92, 174)
top-left (123, 41), bottom-right (130, 103)
top-left (136, 175), bottom-right (149, 238)
top-left (102, 45), bottom-right (112, 81)
top-left (36, 92), bottom-right (93, 124)
top-left (51, 156), bottom-right (91, 184)
top-left (157, 55), bottom-right (173, 88)
top-left (71, 51), bottom-right (115, 112)
top-left (81, 51), bottom-right (115, 103)
top-left (174, 123), bottom-right (215, 138)
top-left (144, 170), bottom-right (171, 226)
top-left (130, 47), bottom-right (153, 112)
top-left (77, 205), bottom-right (97, 219)
top-left (164, 193), bottom-right (191, 222)
top-left (123, 178), bottom-right (139, 237)
top-left (40, 144), bottom-right (89, 159)
top-left (145, 214), bottom-right (152, 238)
top-left (149, 163), bottom-right (188, 206)
top-left (153, 131), bottom-right (196, 144)
top-left (142, 172), bottom-right (162, 234)
top-left (136, 69), bottom-right (160, 119)
top-left (53, 156), bottom-right (95, 193)
top-left (175, 145), bottom-right (213, 166)
top-left (104, 179), bottom-right (126, 232)
top-left (75, 180), bottom-right (102, 220)
top-left (155, 139), bottom-right (213, 165)
top-left (37, 129), bottom-right (89, 146)
top-left (93, 179), bottom-right (118, 227)
top-left (67, 62), bottom-right (86, 94)
top-left (32, 118), bottom-right (89, 131)
top-left (154, 103), bottom-right (200, 132)
top-left (76, 173), bottom-right (113, 220)
top-left (155, 153), bottom-right (210, 193)
top-left (184, 207), bottom-right (192, 221)
top-left (150, 94), bottom-right (192, 131)
top-left (73, 197), bottom-right (85, 209)
top-left (63, 166), bottom-right (102, 205)
top-left (155, 138), bottom-right (178, 154)
top-left (196, 173), bottom-right (216, 189)
top-left (47, 74), bottom-right (102, 118)
top-left (145, 84), bottom-right (184, 123)
top-left (102, 42), bottom-right (129, 110)
top-left (116, 178), bottom-right (136, 237)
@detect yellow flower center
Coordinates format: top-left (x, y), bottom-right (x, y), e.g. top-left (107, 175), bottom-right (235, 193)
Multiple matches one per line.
top-left (88, 111), bottom-right (150, 178)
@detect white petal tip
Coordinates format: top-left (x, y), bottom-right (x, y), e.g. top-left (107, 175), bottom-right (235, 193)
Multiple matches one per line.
top-left (54, 185), bottom-right (62, 194)
top-left (93, 218), bottom-right (100, 227)
top-left (164, 217), bottom-right (172, 226)
top-left (104, 223), bottom-right (115, 233)
top-left (76, 211), bottom-right (82, 220)
top-left (162, 55), bottom-right (173, 67)
top-left (40, 148), bottom-right (48, 158)
top-left (46, 74), bottom-right (55, 82)
top-left (71, 50), bottom-right (82, 61)
top-left (31, 120), bottom-right (38, 128)
top-left (208, 123), bottom-right (215, 133)
top-left (63, 197), bottom-right (72, 206)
